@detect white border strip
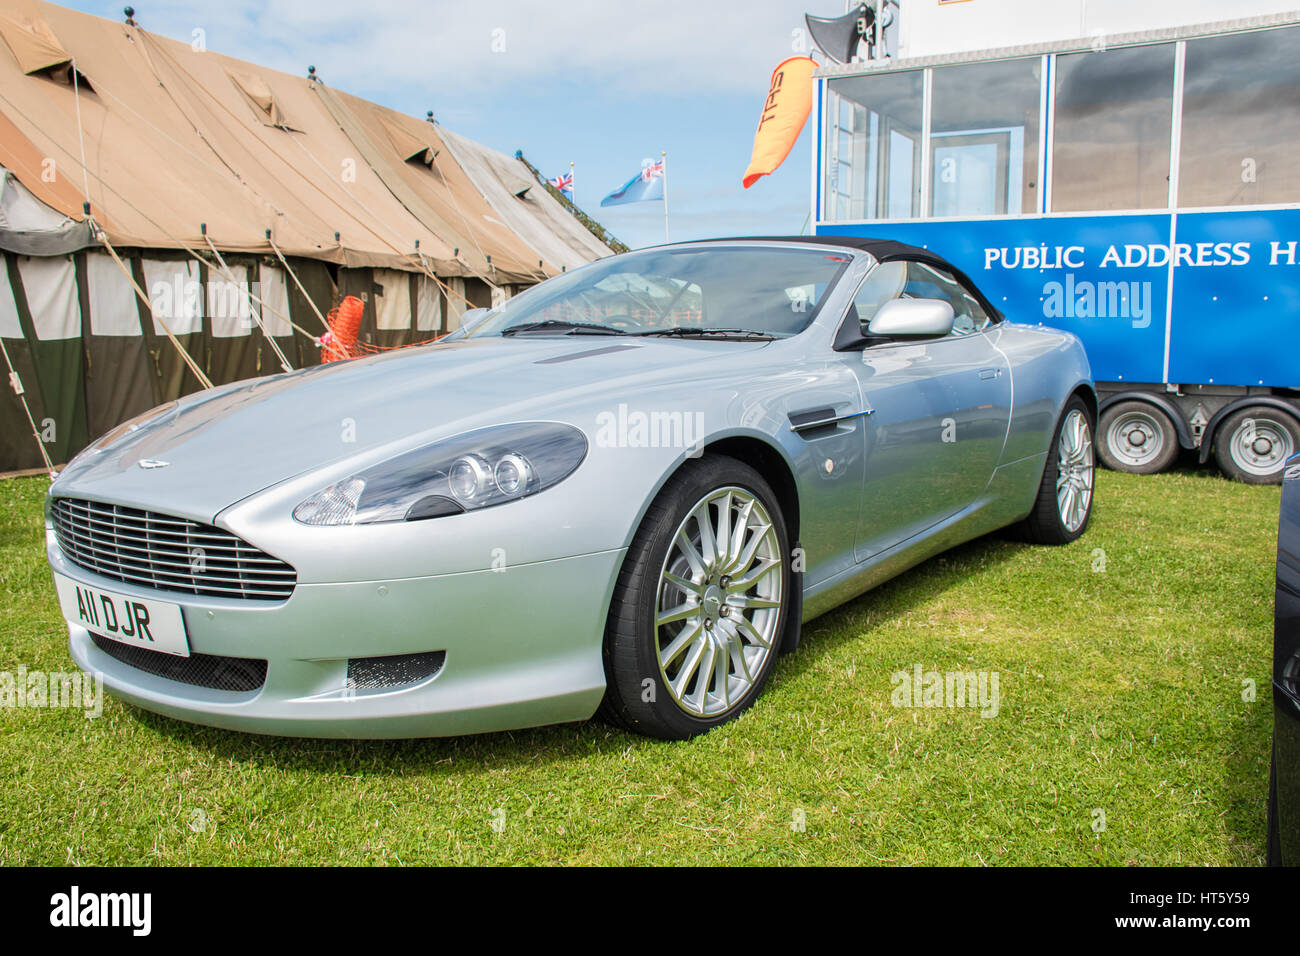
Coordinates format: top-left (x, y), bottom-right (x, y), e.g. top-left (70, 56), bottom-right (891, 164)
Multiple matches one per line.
top-left (814, 11), bottom-right (1300, 77)
top-left (1162, 40), bottom-right (1187, 385)
top-left (919, 67), bottom-right (933, 217)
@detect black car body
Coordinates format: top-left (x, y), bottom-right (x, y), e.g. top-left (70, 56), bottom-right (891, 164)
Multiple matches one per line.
top-left (1270, 455), bottom-right (1300, 863)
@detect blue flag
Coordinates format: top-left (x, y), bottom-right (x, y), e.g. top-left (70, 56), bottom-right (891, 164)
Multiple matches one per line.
top-left (601, 158), bottom-right (665, 206)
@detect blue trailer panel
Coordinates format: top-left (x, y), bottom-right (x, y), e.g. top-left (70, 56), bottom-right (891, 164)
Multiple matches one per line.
top-left (816, 209), bottom-right (1300, 389)
top-left (1167, 209), bottom-right (1300, 388)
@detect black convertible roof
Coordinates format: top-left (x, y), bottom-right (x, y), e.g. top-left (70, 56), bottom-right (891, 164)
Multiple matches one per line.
top-left (684, 235), bottom-right (1004, 321)
top-left (729, 235), bottom-right (938, 262)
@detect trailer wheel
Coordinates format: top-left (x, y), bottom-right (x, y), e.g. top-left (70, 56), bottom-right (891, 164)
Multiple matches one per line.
top-left (1098, 401), bottom-right (1179, 474)
top-left (1213, 407), bottom-right (1300, 484)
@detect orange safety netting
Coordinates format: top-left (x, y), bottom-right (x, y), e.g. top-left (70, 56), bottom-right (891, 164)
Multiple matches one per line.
top-left (318, 295), bottom-right (447, 359)
top-left (319, 296), bottom-right (364, 362)
top-left (353, 336), bottom-right (444, 354)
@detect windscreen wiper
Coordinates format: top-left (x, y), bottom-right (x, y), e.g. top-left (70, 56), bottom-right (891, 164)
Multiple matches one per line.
top-left (501, 320), bottom-right (626, 336)
top-left (635, 327), bottom-right (776, 340)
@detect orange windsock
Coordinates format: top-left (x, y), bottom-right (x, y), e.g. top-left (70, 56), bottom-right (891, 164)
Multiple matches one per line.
top-left (742, 56), bottom-right (816, 190)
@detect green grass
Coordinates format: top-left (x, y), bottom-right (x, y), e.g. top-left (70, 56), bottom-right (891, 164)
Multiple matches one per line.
top-left (0, 468), bottom-right (1279, 865)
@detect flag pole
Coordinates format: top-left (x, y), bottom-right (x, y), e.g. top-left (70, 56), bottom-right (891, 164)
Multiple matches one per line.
top-left (662, 150), bottom-right (669, 243)
top-left (570, 160), bottom-right (576, 208)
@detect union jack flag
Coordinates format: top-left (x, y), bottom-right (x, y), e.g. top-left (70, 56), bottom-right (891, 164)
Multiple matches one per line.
top-left (548, 171), bottom-right (574, 199)
top-left (640, 159), bottom-right (664, 182)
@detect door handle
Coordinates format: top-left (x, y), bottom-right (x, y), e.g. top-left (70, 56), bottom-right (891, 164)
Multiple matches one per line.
top-left (978, 367), bottom-right (1003, 380)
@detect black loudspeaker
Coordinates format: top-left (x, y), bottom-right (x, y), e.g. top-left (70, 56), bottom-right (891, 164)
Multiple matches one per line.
top-left (805, 4), bottom-right (873, 65)
top-left (806, 2), bottom-right (898, 63)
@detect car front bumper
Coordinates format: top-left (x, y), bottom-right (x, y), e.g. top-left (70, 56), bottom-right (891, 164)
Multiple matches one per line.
top-left (50, 530), bottom-right (624, 738)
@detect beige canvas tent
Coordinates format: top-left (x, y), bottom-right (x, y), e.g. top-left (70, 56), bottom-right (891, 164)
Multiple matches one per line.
top-left (0, 0), bottom-right (616, 472)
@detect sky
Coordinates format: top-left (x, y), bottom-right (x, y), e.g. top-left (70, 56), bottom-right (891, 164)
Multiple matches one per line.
top-left (60, 0), bottom-right (828, 250)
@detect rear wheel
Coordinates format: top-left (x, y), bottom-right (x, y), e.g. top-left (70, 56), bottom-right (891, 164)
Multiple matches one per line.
top-left (1214, 406), bottom-right (1300, 485)
top-left (1013, 396), bottom-right (1095, 545)
top-left (1098, 401), bottom-right (1179, 474)
top-left (599, 455), bottom-right (789, 740)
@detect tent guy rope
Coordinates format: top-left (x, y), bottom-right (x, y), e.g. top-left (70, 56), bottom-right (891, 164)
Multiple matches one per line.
top-left (91, 220), bottom-right (215, 391)
top-left (0, 335), bottom-right (56, 477)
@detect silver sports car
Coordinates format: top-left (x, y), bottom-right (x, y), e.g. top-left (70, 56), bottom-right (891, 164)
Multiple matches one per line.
top-left (45, 237), bottom-right (1095, 740)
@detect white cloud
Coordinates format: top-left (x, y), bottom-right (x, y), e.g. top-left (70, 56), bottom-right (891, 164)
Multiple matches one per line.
top-left (129, 0), bottom-right (818, 98)
top-left (68, 0), bottom-right (823, 247)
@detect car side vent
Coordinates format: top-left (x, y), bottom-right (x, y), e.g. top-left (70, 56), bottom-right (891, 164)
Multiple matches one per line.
top-left (789, 407), bottom-right (840, 439)
top-left (788, 406), bottom-right (871, 439)
top-left (347, 651), bottom-right (446, 690)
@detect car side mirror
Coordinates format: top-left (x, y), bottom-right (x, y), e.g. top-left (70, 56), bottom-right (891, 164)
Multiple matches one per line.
top-left (866, 298), bottom-right (955, 339)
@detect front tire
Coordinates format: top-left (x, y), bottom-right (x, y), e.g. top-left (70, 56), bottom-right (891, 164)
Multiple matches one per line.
top-left (1013, 396), bottom-right (1095, 545)
top-left (1213, 406), bottom-right (1300, 485)
top-left (599, 455), bottom-right (790, 740)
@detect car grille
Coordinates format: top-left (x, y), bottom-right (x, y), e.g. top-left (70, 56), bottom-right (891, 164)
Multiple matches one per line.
top-left (91, 633), bottom-right (267, 692)
top-left (52, 497), bottom-right (296, 601)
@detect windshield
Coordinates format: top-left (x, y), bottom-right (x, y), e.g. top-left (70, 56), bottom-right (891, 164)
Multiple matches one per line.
top-left (465, 245), bottom-right (853, 339)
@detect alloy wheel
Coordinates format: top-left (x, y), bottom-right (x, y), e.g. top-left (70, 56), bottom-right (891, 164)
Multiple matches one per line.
top-left (1056, 409), bottom-right (1094, 532)
top-left (654, 486), bottom-right (783, 717)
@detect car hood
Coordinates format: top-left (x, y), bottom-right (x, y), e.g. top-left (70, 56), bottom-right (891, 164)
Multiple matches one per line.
top-left (54, 336), bottom-right (770, 520)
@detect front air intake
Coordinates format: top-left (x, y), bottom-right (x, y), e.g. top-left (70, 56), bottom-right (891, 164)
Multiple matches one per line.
top-left (91, 634), bottom-right (267, 692)
top-left (347, 651), bottom-right (446, 690)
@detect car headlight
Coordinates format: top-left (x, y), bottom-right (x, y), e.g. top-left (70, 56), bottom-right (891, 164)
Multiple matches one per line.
top-left (292, 422), bottom-right (588, 526)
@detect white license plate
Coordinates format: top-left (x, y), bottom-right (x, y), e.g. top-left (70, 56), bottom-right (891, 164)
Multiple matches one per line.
top-left (53, 572), bottom-right (190, 657)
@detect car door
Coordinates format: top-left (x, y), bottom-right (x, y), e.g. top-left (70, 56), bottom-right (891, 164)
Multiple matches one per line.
top-left (844, 260), bottom-right (1012, 561)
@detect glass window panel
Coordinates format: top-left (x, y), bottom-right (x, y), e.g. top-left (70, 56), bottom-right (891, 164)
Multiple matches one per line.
top-left (1179, 26), bottom-right (1300, 207)
top-left (1051, 44), bottom-right (1174, 212)
top-left (930, 58), bottom-right (1041, 216)
top-left (824, 71), bottom-right (923, 221)
top-left (470, 247), bottom-right (852, 339)
top-left (899, 262), bottom-right (991, 335)
top-left (850, 260), bottom-right (990, 336)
